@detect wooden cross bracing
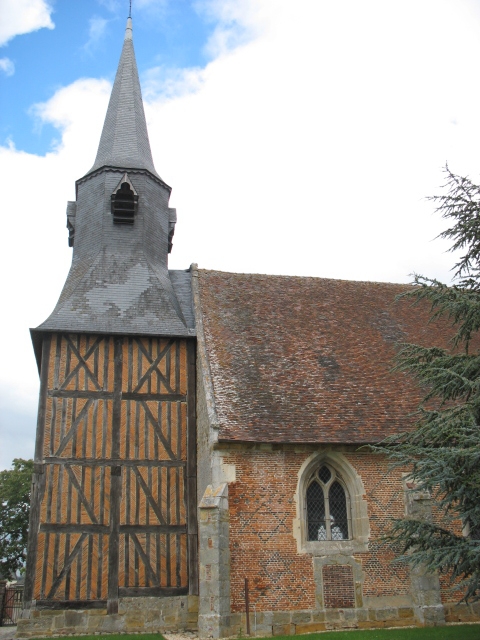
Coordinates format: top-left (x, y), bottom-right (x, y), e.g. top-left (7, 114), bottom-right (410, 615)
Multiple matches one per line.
top-left (25, 334), bottom-right (197, 607)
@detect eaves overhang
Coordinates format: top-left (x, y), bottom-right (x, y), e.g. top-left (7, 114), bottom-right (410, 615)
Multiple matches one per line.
top-left (30, 326), bottom-right (197, 372)
top-left (76, 165), bottom-right (171, 196)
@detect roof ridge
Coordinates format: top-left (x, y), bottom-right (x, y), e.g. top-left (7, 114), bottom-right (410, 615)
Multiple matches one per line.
top-left (197, 268), bottom-right (412, 288)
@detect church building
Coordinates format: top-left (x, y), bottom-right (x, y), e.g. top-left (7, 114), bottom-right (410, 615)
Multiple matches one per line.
top-left (19, 17), bottom-right (480, 638)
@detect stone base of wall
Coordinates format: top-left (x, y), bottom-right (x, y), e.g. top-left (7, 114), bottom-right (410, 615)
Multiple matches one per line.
top-left (444, 601), bottom-right (480, 624)
top-left (199, 613), bottom-right (231, 639)
top-left (203, 604), bottom-right (480, 637)
top-left (221, 606), bottom-right (418, 637)
top-left (16, 596), bottom-right (199, 638)
top-left (16, 598), bottom-right (480, 638)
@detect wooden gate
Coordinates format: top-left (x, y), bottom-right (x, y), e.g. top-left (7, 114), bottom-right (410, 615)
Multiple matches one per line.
top-left (0, 585), bottom-right (24, 626)
top-left (24, 334), bottom-right (197, 612)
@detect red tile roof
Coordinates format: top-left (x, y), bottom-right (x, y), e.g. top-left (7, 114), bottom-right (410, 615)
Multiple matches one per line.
top-left (197, 269), bottom-right (457, 444)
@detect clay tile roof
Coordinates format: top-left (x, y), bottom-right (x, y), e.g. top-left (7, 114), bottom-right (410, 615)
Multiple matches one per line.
top-left (197, 269), bottom-right (456, 444)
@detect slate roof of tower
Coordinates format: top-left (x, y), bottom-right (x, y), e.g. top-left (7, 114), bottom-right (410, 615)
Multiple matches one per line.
top-left (31, 19), bottom-right (195, 360)
top-left (86, 18), bottom-right (160, 179)
top-left (36, 265), bottom-right (195, 337)
top-left (196, 269), bottom-right (457, 444)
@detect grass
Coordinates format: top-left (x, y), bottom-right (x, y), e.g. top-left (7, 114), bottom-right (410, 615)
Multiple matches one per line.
top-left (26, 624), bottom-right (480, 640)
top-left (28, 636), bottom-right (163, 640)
top-left (264, 624), bottom-right (480, 640)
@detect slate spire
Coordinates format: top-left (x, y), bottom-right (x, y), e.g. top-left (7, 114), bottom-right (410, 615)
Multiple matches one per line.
top-left (31, 17), bottom-right (195, 357)
top-left (87, 17), bottom-right (160, 178)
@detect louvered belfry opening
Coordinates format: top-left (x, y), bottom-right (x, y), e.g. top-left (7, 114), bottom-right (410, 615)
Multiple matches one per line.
top-left (306, 465), bottom-right (350, 541)
top-left (112, 181), bottom-right (137, 224)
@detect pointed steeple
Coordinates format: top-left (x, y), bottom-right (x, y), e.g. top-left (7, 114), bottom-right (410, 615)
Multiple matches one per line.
top-left (87, 18), bottom-right (160, 178)
top-left (31, 17), bottom-right (196, 351)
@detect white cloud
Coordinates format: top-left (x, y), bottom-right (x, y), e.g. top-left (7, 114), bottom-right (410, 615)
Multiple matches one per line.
top-left (145, 0), bottom-right (480, 284)
top-left (0, 0), bottom-right (54, 46)
top-left (30, 77), bottom-right (111, 153)
top-left (142, 65), bottom-right (205, 102)
top-left (0, 77), bottom-right (110, 436)
top-left (194, 0), bottom-right (264, 58)
top-left (84, 15), bottom-right (109, 52)
top-left (97, 0), bottom-right (121, 12)
top-left (0, 57), bottom-right (14, 76)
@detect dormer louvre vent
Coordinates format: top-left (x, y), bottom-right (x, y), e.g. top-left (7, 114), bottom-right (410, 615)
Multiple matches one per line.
top-left (168, 207), bottom-right (176, 253)
top-left (66, 201), bottom-right (77, 247)
top-left (111, 173), bottom-right (138, 224)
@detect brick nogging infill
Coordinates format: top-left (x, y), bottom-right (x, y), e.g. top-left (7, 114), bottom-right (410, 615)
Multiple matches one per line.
top-left (322, 565), bottom-right (355, 608)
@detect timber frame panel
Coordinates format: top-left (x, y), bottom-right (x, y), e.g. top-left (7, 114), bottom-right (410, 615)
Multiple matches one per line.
top-left (25, 334), bottom-right (197, 613)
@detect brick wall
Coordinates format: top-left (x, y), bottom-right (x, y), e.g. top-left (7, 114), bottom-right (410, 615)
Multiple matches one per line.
top-left (322, 565), bottom-right (355, 608)
top-left (346, 453), bottom-right (410, 599)
top-left (223, 446), bottom-right (409, 613)
top-left (226, 448), bottom-right (315, 613)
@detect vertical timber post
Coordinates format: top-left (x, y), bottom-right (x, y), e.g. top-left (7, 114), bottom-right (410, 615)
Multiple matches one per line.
top-left (107, 336), bottom-right (123, 615)
top-left (187, 340), bottom-right (198, 595)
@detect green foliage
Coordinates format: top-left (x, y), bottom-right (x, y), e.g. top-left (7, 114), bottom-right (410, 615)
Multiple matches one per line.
top-left (0, 458), bottom-right (33, 578)
top-left (374, 166), bottom-right (480, 602)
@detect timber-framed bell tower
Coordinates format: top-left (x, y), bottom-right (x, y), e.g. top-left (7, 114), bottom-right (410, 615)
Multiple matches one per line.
top-left (25, 16), bottom-right (198, 619)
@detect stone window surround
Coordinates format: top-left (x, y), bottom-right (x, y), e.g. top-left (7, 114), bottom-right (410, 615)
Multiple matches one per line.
top-left (293, 451), bottom-right (369, 555)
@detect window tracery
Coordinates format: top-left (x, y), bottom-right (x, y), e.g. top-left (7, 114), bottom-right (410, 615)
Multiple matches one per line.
top-left (306, 465), bottom-right (351, 541)
top-left (294, 452), bottom-right (369, 555)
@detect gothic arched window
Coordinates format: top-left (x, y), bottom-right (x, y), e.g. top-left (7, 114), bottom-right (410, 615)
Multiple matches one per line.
top-left (295, 453), bottom-right (369, 555)
top-left (306, 464), bottom-right (351, 541)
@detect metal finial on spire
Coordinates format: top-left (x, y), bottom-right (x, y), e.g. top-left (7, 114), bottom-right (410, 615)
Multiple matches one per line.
top-left (129, 0), bottom-right (132, 18)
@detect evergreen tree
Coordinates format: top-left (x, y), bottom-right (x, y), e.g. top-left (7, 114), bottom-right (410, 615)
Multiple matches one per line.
top-left (376, 167), bottom-right (480, 602)
top-left (0, 459), bottom-right (33, 578)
